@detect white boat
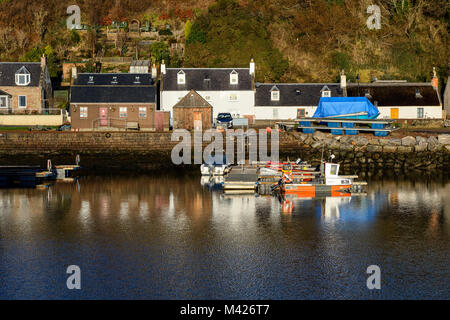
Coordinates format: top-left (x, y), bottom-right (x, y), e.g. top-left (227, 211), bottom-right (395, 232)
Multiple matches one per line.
top-left (200, 156), bottom-right (231, 176)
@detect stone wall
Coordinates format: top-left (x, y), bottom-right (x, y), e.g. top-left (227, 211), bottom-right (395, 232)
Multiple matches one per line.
top-left (0, 131), bottom-right (448, 171)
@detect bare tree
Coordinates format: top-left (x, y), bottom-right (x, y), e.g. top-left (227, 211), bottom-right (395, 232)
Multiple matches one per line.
top-left (16, 30), bottom-right (29, 51)
top-left (33, 6), bottom-right (48, 41)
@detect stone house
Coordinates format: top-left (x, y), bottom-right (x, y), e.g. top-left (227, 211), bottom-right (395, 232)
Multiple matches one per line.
top-left (160, 59), bottom-right (256, 125)
top-left (0, 55), bottom-right (53, 114)
top-left (70, 69), bottom-right (158, 131)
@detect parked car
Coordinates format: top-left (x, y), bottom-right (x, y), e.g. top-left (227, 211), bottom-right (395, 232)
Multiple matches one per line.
top-left (215, 113), bottom-right (233, 129)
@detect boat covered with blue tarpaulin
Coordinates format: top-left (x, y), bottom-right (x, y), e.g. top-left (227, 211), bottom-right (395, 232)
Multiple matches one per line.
top-left (313, 97), bottom-right (380, 119)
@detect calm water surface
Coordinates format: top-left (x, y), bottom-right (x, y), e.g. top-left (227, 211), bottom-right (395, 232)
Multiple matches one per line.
top-left (0, 173), bottom-right (449, 299)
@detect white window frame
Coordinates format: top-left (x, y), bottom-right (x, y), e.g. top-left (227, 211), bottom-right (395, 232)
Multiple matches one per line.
top-left (18, 95), bottom-right (27, 108)
top-left (80, 107), bottom-right (88, 118)
top-left (417, 107), bottom-right (424, 119)
top-left (119, 107), bottom-right (128, 118)
top-left (230, 71), bottom-right (238, 85)
top-left (229, 93), bottom-right (238, 101)
top-left (15, 67), bottom-right (31, 86)
top-left (0, 96), bottom-right (8, 108)
top-left (177, 71), bottom-right (185, 84)
top-left (139, 107), bottom-right (147, 118)
top-left (322, 90), bottom-right (331, 97)
top-left (271, 90), bottom-right (280, 101)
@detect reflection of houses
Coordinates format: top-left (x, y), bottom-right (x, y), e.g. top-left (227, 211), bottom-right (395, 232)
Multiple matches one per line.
top-left (173, 90), bottom-right (213, 130)
top-left (160, 59), bottom-right (256, 125)
top-left (254, 83), bottom-right (343, 120)
top-left (70, 68), bottom-right (159, 131)
top-left (0, 55), bottom-right (53, 114)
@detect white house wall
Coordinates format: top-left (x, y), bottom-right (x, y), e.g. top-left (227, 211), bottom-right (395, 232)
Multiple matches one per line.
top-left (377, 106), bottom-right (443, 119)
top-left (254, 106), bottom-right (317, 120)
top-left (161, 90), bottom-right (255, 121)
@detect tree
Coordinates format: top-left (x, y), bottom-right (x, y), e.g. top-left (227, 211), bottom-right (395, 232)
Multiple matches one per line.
top-left (150, 41), bottom-right (170, 64)
top-left (184, 19), bottom-right (192, 39)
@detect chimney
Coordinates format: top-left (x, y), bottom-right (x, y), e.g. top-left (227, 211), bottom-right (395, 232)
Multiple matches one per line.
top-left (249, 58), bottom-right (255, 77)
top-left (40, 54), bottom-right (46, 68)
top-left (431, 67), bottom-right (438, 90)
top-left (161, 60), bottom-right (166, 75)
top-left (340, 69), bottom-right (347, 97)
top-left (152, 63), bottom-right (157, 79)
top-left (71, 66), bottom-right (78, 80)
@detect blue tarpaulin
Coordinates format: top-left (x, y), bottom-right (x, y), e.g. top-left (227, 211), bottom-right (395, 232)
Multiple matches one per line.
top-left (313, 97), bottom-right (379, 119)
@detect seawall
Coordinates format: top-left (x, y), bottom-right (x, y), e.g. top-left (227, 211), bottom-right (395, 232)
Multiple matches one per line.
top-left (0, 131), bottom-right (449, 172)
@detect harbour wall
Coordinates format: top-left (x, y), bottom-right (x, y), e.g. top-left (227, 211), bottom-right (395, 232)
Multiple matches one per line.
top-left (0, 131), bottom-right (449, 172)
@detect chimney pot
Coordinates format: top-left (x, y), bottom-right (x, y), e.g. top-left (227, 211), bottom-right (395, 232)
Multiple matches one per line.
top-left (161, 60), bottom-right (166, 75)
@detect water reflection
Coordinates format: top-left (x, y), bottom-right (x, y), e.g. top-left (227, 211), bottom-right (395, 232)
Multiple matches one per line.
top-left (0, 174), bottom-right (449, 299)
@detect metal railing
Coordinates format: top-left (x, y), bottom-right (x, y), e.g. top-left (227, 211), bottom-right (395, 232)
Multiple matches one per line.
top-left (92, 117), bottom-right (129, 129)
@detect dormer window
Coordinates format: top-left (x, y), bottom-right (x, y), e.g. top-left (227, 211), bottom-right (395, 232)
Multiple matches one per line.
top-left (177, 70), bottom-right (185, 84)
top-left (203, 76), bottom-right (211, 89)
top-left (15, 67), bottom-right (31, 86)
top-left (111, 76), bottom-right (118, 84)
top-left (270, 86), bottom-right (280, 101)
top-left (230, 70), bottom-right (238, 85)
top-left (87, 76), bottom-right (94, 84)
top-left (415, 89), bottom-right (423, 99)
top-left (321, 86), bottom-right (331, 97)
top-left (134, 76), bottom-right (141, 84)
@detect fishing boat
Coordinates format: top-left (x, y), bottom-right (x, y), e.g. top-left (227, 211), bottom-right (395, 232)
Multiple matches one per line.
top-left (272, 162), bottom-right (358, 196)
top-left (200, 155), bottom-right (232, 176)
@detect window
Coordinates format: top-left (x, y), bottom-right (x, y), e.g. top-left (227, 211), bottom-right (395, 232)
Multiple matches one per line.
top-left (177, 70), bottom-right (185, 84)
top-left (80, 107), bottom-right (88, 118)
top-left (297, 109), bottom-right (305, 118)
top-left (322, 90), bottom-right (331, 97)
top-left (111, 76), bottom-right (118, 84)
top-left (230, 70), bottom-right (238, 85)
top-left (330, 165), bottom-right (338, 175)
top-left (271, 90), bottom-right (280, 101)
top-left (139, 107), bottom-right (147, 118)
top-left (0, 96), bottom-right (7, 108)
top-left (120, 107), bottom-right (127, 118)
top-left (87, 76), bottom-right (94, 84)
top-left (18, 95), bottom-right (27, 108)
top-left (417, 108), bottom-right (424, 119)
top-left (229, 93), bottom-right (238, 101)
top-left (321, 86), bottom-right (331, 97)
top-left (15, 66), bottom-right (31, 86)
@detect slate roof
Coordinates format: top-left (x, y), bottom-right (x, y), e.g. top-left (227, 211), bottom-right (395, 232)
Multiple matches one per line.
top-left (0, 62), bottom-right (42, 87)
top-left (255, 83), bottom-right (343, 107)
top-left (71, 86), bottom-right (156, 103)
top-left (173, 90), bottom-right (212, 108)
top-left (73, 73), bottom-right (155, 86)
top-left (71, 73), bottom-right (156, 103)
top-left (346, 83), bottom-right (441, 107)
top-left (162, 68), bottom-right (253, 91)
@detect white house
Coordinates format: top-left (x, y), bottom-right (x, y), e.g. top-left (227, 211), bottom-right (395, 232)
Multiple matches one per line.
top-left (254, 83), bottom-right (344, 120)
top-left (160, 59), bottom-right (256, 125)
top-left (346, 80), bottom-right (443, 119)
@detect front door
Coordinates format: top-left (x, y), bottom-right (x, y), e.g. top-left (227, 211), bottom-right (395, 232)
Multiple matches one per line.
top-left (99, 107), bottom-right (108, 126)
top-left (193, 111), bottom-right (202, 131)
top-left (390, 108), bottom-right (399, 119)
top-left (155, 112), bottom-right (164, 131)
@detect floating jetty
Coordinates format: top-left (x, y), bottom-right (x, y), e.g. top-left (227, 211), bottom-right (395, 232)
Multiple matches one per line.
top-left (221, 161), bottom-right (367, 196)
top-left (0, 156), bottom-right (81, 188)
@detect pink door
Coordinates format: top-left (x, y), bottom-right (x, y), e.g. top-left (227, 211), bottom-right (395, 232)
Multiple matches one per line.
top-left (155, 112), bottom-right (164, 131)
top-left (99, 108), bottom-right (108, 126)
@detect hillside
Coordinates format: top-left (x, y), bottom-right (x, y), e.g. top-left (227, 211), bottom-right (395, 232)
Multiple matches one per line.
top-left (0, 0), bottom-right (448, 89)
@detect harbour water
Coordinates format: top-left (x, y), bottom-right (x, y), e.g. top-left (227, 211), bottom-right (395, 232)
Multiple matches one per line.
top-left (0, 172), bottom-right (449, 299)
